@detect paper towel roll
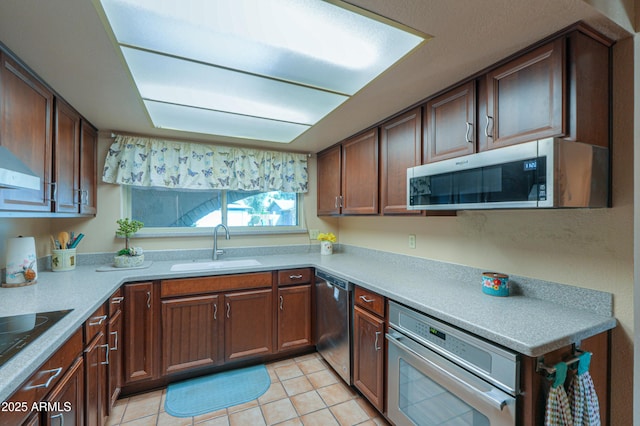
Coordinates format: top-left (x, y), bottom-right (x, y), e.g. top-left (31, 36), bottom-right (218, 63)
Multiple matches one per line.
top-left (5, 236), bottom-right (38, 285)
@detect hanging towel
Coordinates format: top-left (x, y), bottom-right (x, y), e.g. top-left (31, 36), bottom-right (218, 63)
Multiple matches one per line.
top-left (545, 362), bottom-right (574, 426)
top-left (568, 352), bottom-right (601, 426)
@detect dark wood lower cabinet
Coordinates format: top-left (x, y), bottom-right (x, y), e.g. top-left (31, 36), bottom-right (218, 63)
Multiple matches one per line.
top-left (43, 356), bottom-right (84, 426)
top-left (278, 284), bottom-right (312, 351)
top-left (84, 331), bottom-right (108, 426)
top-left (107, 309), bottom-right (123, 410)
top-left (224, 289), bottom-right (273, 361)
top-left (123, 282), bottom-right (159, 384)
top-left (161, 295), bottom-right (222, 375)
top-left (353, 305), bottom-right (385, 412)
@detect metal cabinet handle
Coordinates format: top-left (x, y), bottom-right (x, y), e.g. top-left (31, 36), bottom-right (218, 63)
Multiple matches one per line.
top-left (146, 291), bottom-right (151, 309)
top-left (89, 315), bottom-right (107, 326)
top-left (111, 296), bottom-right (124, 304)
top-left (289, 274), bottom-right (303, 280)
top-left (82, 189), bottom-right (89, 205)
top-left (74, 188), bottom-right (83, 205)
top-left (26, 367), bottom-right (62, 389)
top-left (100, 344), bottom-right (110, 365)
top-left (51, 182), bottom-right (58, 203)
top-left (51, 412), bottom-right (64, 426)
top-left (335, 196), bottom-right (339, 209)
top-left (226, 302), bottom-right (230, 318)
top-left (359, 295), bottom-right (375, 303)
top-left (213, 304), bottom-right (218, 320)
top-left (375, 331), bottom-right (382, 351)
top-left (339, 195), bottom-right (344, 208)
top-left (465, 122), bottom-right (473, 144)
top-left (279, 295), bottom-right (284, 311)
top-left (485, 115), bottom-right (493, 138)
top-left (110, 331), bottom-right (118, 351)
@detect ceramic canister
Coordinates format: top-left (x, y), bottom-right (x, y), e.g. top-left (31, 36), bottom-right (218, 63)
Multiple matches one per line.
top-left (482, 272), bottom-right (509, 297)
top-left (4, 236), bottom-right (38, 286)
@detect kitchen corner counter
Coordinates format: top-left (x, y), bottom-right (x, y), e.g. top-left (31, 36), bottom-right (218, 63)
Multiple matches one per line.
top-left (0, 245), bottom-right (616, 402)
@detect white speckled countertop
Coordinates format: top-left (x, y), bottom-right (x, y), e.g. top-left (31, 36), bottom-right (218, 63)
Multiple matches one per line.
top-left (0, 245), bottom-right (616, 402)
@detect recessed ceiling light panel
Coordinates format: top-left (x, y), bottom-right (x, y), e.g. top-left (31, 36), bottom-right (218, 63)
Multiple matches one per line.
top-left (97, 0), bottom-right (430, 142)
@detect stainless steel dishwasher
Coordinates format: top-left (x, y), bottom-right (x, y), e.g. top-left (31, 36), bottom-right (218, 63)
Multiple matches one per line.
top-left (315, 269), bottom-right (352, 385)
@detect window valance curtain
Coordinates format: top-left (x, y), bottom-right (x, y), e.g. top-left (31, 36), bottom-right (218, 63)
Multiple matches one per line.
top-left (102, 135), bottom-right (309, 193)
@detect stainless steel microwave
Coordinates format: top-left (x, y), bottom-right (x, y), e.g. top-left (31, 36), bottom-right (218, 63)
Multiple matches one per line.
top-left (407, 138), bottom-right (609, 210)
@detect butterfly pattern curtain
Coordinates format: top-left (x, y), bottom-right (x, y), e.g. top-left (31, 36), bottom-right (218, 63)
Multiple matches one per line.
top-left (102, 135), bottom-right (309, 193)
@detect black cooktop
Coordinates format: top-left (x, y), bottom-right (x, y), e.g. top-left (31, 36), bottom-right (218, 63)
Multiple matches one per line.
top-left (0, 309), bottom-right (72, 368)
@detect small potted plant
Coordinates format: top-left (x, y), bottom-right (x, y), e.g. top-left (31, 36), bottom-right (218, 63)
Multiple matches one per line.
top-left (114, 218), bottom-right (145, 268)
top-left (317, 232), bottom-right (337, 255)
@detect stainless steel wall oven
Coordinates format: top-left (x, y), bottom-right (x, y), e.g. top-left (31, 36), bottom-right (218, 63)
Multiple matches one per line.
top-left (386, 301), bottom-right (519, 426)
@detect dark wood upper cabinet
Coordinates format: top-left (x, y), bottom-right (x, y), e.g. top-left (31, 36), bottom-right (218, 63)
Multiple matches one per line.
top-left (316, 145), bottom-right (342, 216)
top-left (486, 39), bottom-right (565, 149)
top-left (317, 129), bottom-right (379, 216)
top-left (0, 47), bottom-right (97, 216)
top-left (54, 99), bottom-right (80, 213)
top-left (79, 121), bottom-right (98, 215)
top-left (0, 52), bottom-right (53, 212)
top-left (424, 81), bottom-right (476, 162)
top-left (161, 294), bottom-right (222, 375)
top-left (380, 108), bottom-right (422, 215)
top-left (341, 129), bottom-right (379, 215)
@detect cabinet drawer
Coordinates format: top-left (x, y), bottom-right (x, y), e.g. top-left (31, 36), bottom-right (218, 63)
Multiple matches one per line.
top-left (161, 272), bottom-right (272, 298)
top-left (354, 286), bottom-right (385, 317)
top-left (108, 288), bottom-right (124, 317)
top-left (0, 329), bottom-right (82, 426)
top-left (84, 303), bottom-right (107, 342)
top-left (278, 268), bottom-right (312, 286)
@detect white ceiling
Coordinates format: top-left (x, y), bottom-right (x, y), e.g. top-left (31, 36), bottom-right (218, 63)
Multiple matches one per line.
top-left (0, 0), bottom-right (629, 154)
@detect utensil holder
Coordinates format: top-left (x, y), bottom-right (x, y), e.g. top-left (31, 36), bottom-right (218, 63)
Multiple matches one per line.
top-left (52, 248), bottom-right (76, 272)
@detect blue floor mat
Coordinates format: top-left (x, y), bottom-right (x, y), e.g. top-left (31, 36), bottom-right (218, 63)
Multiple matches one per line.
top-left (164, 364), bottom-right (271, 417)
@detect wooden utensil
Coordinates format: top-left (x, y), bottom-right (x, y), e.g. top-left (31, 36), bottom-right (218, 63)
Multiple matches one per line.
top-left (58, 232), bottom-right (69, 250)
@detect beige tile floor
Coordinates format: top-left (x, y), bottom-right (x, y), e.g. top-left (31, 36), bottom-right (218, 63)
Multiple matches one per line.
top-left (106, 353), bottom-right (390, 426)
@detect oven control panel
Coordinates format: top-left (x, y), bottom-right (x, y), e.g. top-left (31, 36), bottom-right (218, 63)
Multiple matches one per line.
top-left (388, 301), bottom-right (519, 395)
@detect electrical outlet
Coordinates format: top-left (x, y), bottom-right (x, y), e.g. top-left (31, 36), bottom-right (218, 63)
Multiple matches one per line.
top-left (309, 229), bottom-right (320, 240)
top-left (409, 234), bottom-right (416, 249)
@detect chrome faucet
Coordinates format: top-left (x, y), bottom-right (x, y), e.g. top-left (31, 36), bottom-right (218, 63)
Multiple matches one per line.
top-left (213, 223), bottom-right (230, 260)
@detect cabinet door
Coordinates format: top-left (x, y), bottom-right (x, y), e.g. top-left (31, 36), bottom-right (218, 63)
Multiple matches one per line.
top-left (353, 306), bottom-right (385, 412)
top-left (107, 309), bottom-right (123, 411)
top-left (43, 356), bottom-right (84, 426)
top-left (278, 284), bottom-right (312, 351)
top-left (161, 295), bottom-right (221, 375)
top-left (79, 121), bottom-right (97, 215)
top-left (424, 81), bottom-right (475, 163)
top-left (53, 99), bottom-right (80, 213)
top-left (317, 145), bottom-right (342, 215)
top-left (224, 289), bottom-right (273, 361)
top-left (84, 331), bottom-right (108, 426)
top-left (486, 38), bottom-right (565, 149)
top-left (0, 52), bottom-right (53, 212)
top-left (341, 129), bottom-right (379, 215)
top-left (380, 108), bottom-right (422, 215)
top-left (123, 282), bottom-right (159, 384)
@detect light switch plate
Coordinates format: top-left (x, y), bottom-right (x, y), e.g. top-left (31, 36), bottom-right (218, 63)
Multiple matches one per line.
top-left (309, 229), bottom-right (320, 240)
top-left (409, 234), bottom-right (416, 249)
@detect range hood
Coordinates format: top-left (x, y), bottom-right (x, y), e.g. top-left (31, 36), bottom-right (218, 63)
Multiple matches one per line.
top-left (0, 146), bottom-right (40, 190)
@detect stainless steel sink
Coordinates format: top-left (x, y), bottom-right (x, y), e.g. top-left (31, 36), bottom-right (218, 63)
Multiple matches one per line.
top-left (170, 259), bottom-right (261, 272)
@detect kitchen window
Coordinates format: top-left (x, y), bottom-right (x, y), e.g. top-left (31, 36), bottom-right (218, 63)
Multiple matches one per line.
top-left (123, 186), bottom-right (304, 236)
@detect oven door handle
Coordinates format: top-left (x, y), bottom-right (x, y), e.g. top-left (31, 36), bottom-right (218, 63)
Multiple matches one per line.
top-left (386, 331), bottom-right (512, 411)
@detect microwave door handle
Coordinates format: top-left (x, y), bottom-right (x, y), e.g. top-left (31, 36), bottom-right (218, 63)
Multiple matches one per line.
top-left (386, 332), bottom-right (511, 411)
